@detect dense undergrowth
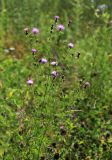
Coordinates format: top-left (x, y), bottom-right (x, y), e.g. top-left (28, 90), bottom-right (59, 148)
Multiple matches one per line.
top-left (0, 0), bottom-right (112, 159)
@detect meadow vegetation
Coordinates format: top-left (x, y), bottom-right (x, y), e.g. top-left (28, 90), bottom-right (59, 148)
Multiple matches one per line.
top-left (0, 0), bottom-right (112, 159)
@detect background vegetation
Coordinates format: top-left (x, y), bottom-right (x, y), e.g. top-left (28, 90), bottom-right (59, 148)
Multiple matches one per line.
top-left (0, 0), bottom-right (112, 159)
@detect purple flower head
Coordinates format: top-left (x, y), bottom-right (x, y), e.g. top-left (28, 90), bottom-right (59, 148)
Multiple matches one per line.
top-left (51, 71), bottom-right (58, 77)
top-left (27, 79), bottom-right (33, 85)
top-left (50, 61), bottom-right (58, 66)
top-left (54, 15), bottom-right (60, 21)
top-left (60, 125), bottom-right (66, 135)
top-left (39, 58), bottom-right (48, 64)
top-left (57, 24), bottom-right (65, 31)
top-left (32, 48), bottom-right (37, 54)
top-left (32, 28), bottom-right (39, 34)
top-left (60, 125), bottom-right (65, 129)
top-left (68, 43), bottom-right (74, 49)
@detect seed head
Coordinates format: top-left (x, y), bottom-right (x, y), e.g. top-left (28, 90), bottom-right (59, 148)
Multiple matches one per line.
top-left (83, 82), bottom-right (90, 88)
top-left (50, 61), bottom-right (58, 66)
top-left (24, 27), bottom-right (29, 34)
top-left (9, 47), bottom-right (15, 51)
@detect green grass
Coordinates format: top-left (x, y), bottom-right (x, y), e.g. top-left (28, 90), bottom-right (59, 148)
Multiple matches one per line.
top-left (0, 0), bottom-right (112, 159)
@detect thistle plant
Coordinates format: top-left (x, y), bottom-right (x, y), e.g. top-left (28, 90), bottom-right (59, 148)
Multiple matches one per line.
top-left (24, 16), bottom-right (79, 159)
top-left (0, 1), bottom-right (112, 159)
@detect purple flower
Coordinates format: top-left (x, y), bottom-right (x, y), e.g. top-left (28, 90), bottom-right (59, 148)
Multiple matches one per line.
top-left (27, 79), bottom-right (33, 85)
top-left (50, 61), bottom-right (58, 66)
top-left (57, 24), bottom-right (65, 31)
top-left (32, 28), bottom-right (39, 34)
top-left (39, 58), bottom-right (48, 64)
top-left (68, 43), bottom-right (74, 48)
top-left (51, 71), bottom-right (58, 77)
top-left (32, 48), bottom-right (37, 54)
top-left (60, 125), bottom-right (65, 129)
top-left (54, 15), bottom-right (60, 22)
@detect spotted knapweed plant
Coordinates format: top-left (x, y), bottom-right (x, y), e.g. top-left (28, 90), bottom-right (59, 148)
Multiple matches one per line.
top-left (24, 16), bottom-right (82, 159)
